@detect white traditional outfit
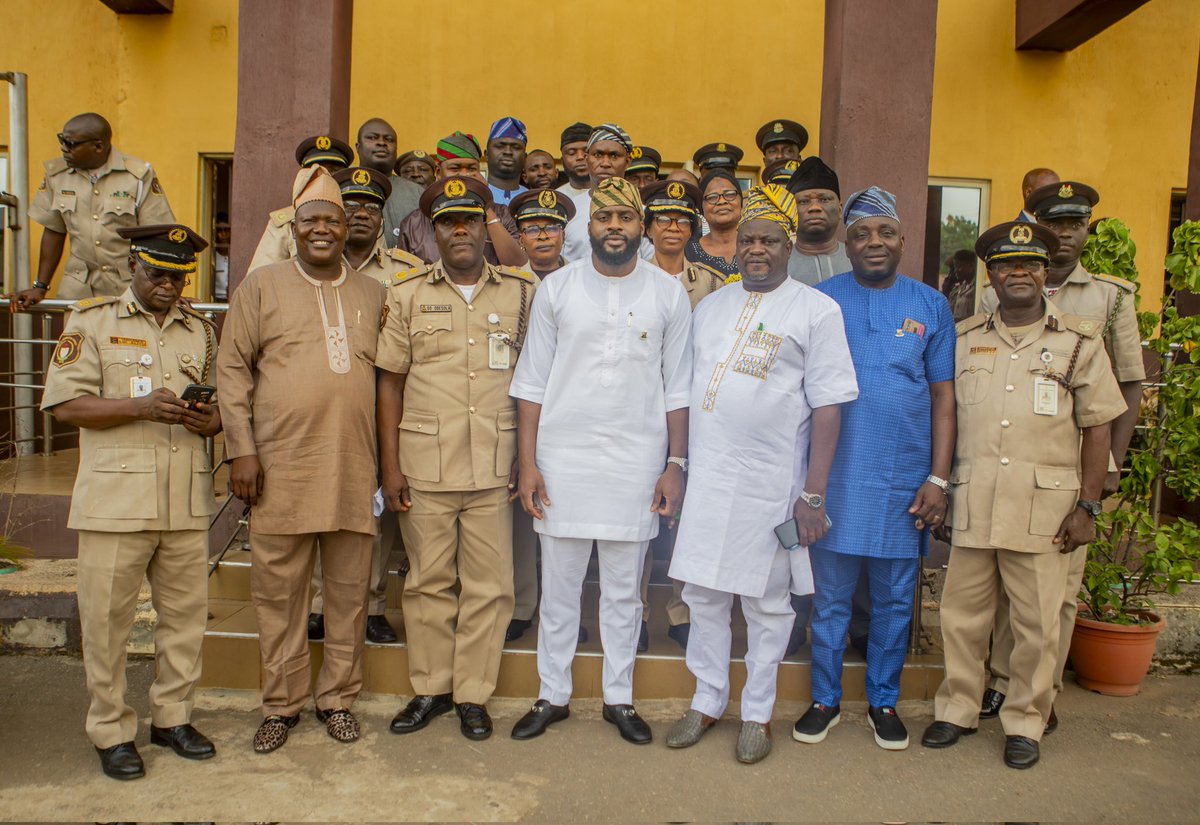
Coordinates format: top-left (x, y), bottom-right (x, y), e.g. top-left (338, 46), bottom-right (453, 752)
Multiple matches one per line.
top-left (670, 187), bottom-right (859, 725)
top-left (510, 255), bottom-right (693, 705)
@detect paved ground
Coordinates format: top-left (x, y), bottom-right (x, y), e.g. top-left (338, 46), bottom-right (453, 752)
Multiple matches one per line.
top-left (2, 654), bottom-right (1197, 824)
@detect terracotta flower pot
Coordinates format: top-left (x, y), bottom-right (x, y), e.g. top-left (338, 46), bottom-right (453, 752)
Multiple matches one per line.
top-left (1069, 611), bottom-right (1166, 696)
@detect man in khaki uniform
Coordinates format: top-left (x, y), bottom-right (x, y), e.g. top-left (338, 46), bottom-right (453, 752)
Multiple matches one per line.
top-left (378, 176), bottom-right (535, 741)
top-left (978, 182), bottom-right (1146, 728)
top-left (7, 113), bottom-right (174, 307)
top-left (247, 135), bottom-right (354, 272)
top-left (306, 167), bottom-right (423, 646)
top-left (922, 221), bottom-right (1126, 770)
top-left (42, 224), bottom-right (219, 780)
top-left (219, 167), bottom-right (384, 753)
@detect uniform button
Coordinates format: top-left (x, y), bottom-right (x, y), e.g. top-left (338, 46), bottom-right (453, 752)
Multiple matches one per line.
top-left (416, 424), bottom-right (422, 430)
top-left (1001, 419), bottom-right (1010, 428)
top-left (468, 338), bottom-right (476, 346)
top-left (92, 214), bottom-right (98, 220)
top-left (469, 406), bottom-right (476, 414)
top-left (164, 372), bottom-right (171, 379)
top-left (120, 464), bottom-right (127, 469)
top-left (171, 446), bottom-right (178, 453)
top-left (1011, 353), bottom-right (1019, 360)
top-left (95, 240), bottom-right (101, 245)
top-left (158, 340), bottom-right (165, 346)
top-left (426, 324), bottom-right (433, 331)
top-left (93, 189), bottom-right (100, 195)
top-left (467, 304), bottom-right (475, 311)
top-left (968, 366), bottom-right (976, 373)
top-left (1006, 384), bottom-right (1015, 392)
top-left (1000, 457), bottom-right (1010, 466)
top-left (1054, 481), bottom-right (1061, 487)
top-left (468, 372), bottom-right (476, 379)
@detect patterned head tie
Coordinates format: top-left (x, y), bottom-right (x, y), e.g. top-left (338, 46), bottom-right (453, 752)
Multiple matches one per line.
top-left (590, 176), bottom-right (644, 216)
top-left (739, 184), bottom-right (798, 235)
top-left (843, 185), bottom-right (899, 227)
top-left (587, 123), bottom-right (632, 154)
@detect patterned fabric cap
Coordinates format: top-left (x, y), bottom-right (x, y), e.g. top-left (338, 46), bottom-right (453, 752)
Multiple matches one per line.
top-left (739, 184), bottom-right (798, 234)
top-left (589, 176), bottom-right (644, 216)
top-left (436, 131), bottom-right (482, 161)
top-left (292, 165), bottom-right (344, 210)
top-left (587, 123), bottom-right (632, 153)
top-left (488, 116), bottom-right (528, 145)
top-left (843, 186), bottom-right (898, 227)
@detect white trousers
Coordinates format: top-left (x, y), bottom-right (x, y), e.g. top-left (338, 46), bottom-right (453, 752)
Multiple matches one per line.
top-left (536, 535), bottom-right (648, 706)
top-left (682, 547), bottom-right (794, 724)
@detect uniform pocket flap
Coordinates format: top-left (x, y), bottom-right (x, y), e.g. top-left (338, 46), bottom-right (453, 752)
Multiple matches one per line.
top-left (949, 465), bottom-right (971, 484)
top-left (497, 409), bottom-right (518, 431)
top-left (92, 445), bottom-right (156, 472)
top-left (1028, 350), bottom-right (1074, 372)
top-left (1034, 466), bottom-right (1081, 491)
top-left (412, 314), bottom-right (453, 335)
top-left (57, 193), bottom-right (78, 213)
top-left (398, 410), bottom-right (439, 434)
top-left (102, 197), bottom-right (136, 216)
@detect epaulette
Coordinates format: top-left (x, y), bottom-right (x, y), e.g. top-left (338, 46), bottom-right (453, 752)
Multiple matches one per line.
top-left (1060, 314), bottom-right (1101, 338)
top-left (955, 312), bottom-right (989, 336)
top-left (392, 264), bottom-right (433, 284)
top-left (690, 262), bottom-right (727, 287)
top-left (179, 303), bottom-right (217, 328)
top-left (1090, 271), bottom-right (1137, 294)
top-left (122, 154), bottom-right (151, 179)
top-left (69, 295), bottom-right (120, 312)
top-left (269, 206), bottom-right (295, 228)
top-left (43, 157), bottom-right (69, 176)
top-left (497, 265), bottom-right (535, 282)
top-left (386, 247), bottom-right (424, 268)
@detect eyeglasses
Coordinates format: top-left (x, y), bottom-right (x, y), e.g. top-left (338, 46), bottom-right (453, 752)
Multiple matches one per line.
top-left (519, 223), bottom-right (564, 238)
top-left (990, 260), bottom-right (1046, 274)
top-left (57, 133), bottom-right (91, 151)
top-left (144, 269), bottom-right (190, 287)
top-left (703, 189), bottom-right (741, 205)
top-left (652, 215), bottom-right (694, 229)
top-left (343, 201), bottom-right (383, 215)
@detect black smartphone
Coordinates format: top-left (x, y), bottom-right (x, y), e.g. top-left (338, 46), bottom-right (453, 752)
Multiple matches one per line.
top-left (774, 514), bottom-right (834, 550)
top-left (180, 383), bottom-right (216, 408)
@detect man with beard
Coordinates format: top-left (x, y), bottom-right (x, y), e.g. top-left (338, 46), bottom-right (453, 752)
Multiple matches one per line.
top-left (354, 117), bottom-right (422, 245)
top-left (665, 186), bottom-right (857, 764)
top-left (485, 116), bottom-right (529, 207)
top-left (785, 157), bottom-right (851, 286)
top-left (625, 147), bottom-right (663, 191)
top-left (9, 112), bottom-right (174, 306)
top-left (561, 124), bottom-right (654, 263)
top-left (522, 150), bottom-right (559, 191)
top-left (509, 177), bottom-right (692, 745)
top-left (556, 122), bottom-right (592, 198)
top-left (396, 149), bottom-right (437, 189)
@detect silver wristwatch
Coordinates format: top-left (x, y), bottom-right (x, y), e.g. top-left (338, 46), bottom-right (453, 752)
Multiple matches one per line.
top-left (666, 456), bottom-right (688, 472)
top-left (799, 490), bottom-right (824, 509)
top-left (926, 474), bottom-right (950, 493)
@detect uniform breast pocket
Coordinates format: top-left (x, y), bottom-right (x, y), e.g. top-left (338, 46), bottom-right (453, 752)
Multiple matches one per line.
top-left (625, 316), bottom-right (663, 362)
top-left (101, 196), bottom-right (137, 227)
top-left (411, 314), bottom-right (453, 363)
top-left (1030, 465), bottom-right (1080, 536)
top-left (398, 409), bottom-right (441, 483)
top-left (99, 346), bottom-right (144, 399)
top-left (190, 447), bottom-right (216, 517)
top-left (85, 445), bottom-right (158, 520)
top-left (56, 193), bottom-right (78, 216)
top-left (955, 356), bottom-right (995, 405)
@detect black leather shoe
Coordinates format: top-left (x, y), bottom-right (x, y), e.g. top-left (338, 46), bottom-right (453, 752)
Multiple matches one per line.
top-left (1004, 735), bottom-right (1040, 769)
top-left (603, 703), bottom-right (652, 744)
top-left (979, 687), bottom-right (1005, 719)
top-left (506, 618), bottom-right (532, 642)
top-left (667, 622), bottom-right (690, 651)
top-left (920, 721), bottom-right (977, 749)
top-left (1043, 705), bottom-right (1058, 735)
top-left (95, 741), bottom-right (144, 780)
top-left (365, 614), bottom-right (398, 644)
top-left (150, 723), bottom-right (216, 760)
top-left (307, 612), bottom-right (325, 641)
top-left (389, 693), bottom-right (453, 734)
top-left (511, 699), bottom-right (570, 740)
top-left (637, 622), bottom-right (649, 653)
top-left (456, 703), bottom-right (493, 740)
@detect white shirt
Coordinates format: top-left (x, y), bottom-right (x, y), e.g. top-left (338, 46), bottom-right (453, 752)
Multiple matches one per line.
top-left (214, 251), bottom-right (229, 300)
top-left (669, 279), bottom-right (859, 598)
top-left (510, 257), bottom-right (694, 541)
top-left (561, 189), bottom-right (655, 264)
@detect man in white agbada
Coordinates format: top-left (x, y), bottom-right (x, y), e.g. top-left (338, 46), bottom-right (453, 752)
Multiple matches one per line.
top-left (665, 185), bottom-right (859, 764)
top-left (561, 123), bottom-right (654, 264)
top-left (508, 177), bottom-right (692, 745)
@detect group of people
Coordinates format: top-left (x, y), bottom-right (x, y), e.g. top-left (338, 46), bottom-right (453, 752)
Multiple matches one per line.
top-left (19, 110), bottom-right (1144, 780)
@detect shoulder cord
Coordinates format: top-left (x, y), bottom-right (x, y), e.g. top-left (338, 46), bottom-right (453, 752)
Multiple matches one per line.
top-left (1101, 287), bottom-right (1125, 339)
top-left (513, 280), bottom-right (530, 353)
top-left (1047, 334), bottom-right (1085, 395)
top-left (179, 314), bottom-right (216, 384)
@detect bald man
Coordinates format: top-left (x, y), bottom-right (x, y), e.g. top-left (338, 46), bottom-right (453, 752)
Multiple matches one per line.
top-left (354, 117), bottom-right (422, 246)
top-left (8, 113), bottom-right (174, 306)
top-left (1017, 168), bottom-right (1059, 223)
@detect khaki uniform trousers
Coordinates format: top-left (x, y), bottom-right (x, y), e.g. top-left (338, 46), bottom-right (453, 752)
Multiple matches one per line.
top-left (988, 545), bottom-right (1087, 697)
top-left (640, 519), bottom-right (689, 626)
top-left (935, 545), bottom-right (1068, 741)
top-left (512, 504), bottom-right (540, 622)
top-left (250, 529), bottom-right (372, 717)
top-left (400, 486), bottom-right (514, 704)
top-left (76, 529), bottom-right (208, 749)
top-left (311, 514), bottom-right (404, 616)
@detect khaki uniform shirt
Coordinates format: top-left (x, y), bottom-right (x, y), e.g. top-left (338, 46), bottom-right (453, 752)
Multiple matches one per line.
top-left (217, 260), bottom-right (384, 535)
top-left (29, 149), bottom-right (175, 299)
top-left (348, 239), bottom-right (424, 286)
top-left (676, 261), bottom-right (727, 310)
top-left (949, 301), bottom-right (1126, 553)
top-left (40, 290), bottom-right (217, 532)
top-left (248, 206), bottom-right (296, 273)
top-left (376, 261), bottom-right (536, 493)
top-left (981, 263), bottom-right (1144, 382)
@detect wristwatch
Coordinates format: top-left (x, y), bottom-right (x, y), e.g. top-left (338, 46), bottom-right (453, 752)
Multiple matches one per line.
top-left (926, 474), bottom-right (950, 493)
top-left (666, 456), bottom-right (688, 472)
top-left (799, 490), bottom-right (824, 509)
top-left (1076, 499), bottom-right (1102, 517)
top-left (32, 280), bottom-right (50, 291)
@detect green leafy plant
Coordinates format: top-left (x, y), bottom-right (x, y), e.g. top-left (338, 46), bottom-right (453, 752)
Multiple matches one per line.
top-left (1080, 220), bottom-right (1200, 625)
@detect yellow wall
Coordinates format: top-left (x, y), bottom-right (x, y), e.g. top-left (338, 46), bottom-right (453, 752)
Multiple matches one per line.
top-left (2, 0), bottom-right (1197, 307)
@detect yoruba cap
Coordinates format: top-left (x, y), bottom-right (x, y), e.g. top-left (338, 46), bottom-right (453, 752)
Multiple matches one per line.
top-left (843, 186), bottom-right (899, 227)
top-left (560, 121), bottom-right (593, 147)
top-left (589, 176), bottom-right (643, 216)
top-left (294, 135), bottom-right (354, 169)
top-left (292, 165), bottom-right (344, 210)
top-left (419, 175), bottom-right (493, 221)
top-left (626, 146), bottom-right (662, 174)
top-left (511, 188), bottom-right (576, 225)
top-left (436, 131), bottom-right (482, 161)
top-left (1026, 181), bottom-right (1100, 220)
top-left (739, 185), bottom-right (798, 235)
top-left (975, 221), bottom-right (1060, 265)
top-left (787, 156), bottom-right (840, 197)
top-left (488, 116), bottom-right (528, 145)
top-left (692, 142), bottom-right (744, 172)
top-left (118, 224), bottom-right (207, 274)
top-left (396, 149), bottom-right (436, 174)
top-left (333, 167), bottom-right (392, 203)
top-left (755, 119), bottom-right (809, 153)
top-left (587, 123), bottom-right (632, 154)
top-left (762, 158), bottom-right (800, 187)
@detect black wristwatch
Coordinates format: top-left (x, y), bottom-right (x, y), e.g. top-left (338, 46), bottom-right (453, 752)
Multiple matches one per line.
top-left (1076, 499), bottom-right (1102, 517)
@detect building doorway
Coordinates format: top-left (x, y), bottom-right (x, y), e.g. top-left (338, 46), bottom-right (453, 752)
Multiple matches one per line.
top-left (923, 178), bottom-right (990, 306)
top-left (198, 153), bottom-right (233, 301)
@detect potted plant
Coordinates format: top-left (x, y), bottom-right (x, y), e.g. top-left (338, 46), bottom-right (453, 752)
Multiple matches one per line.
top-left (1070, 219), bottom-right (1200, 696)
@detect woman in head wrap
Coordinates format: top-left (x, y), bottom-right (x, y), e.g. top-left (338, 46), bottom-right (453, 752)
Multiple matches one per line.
top-left (685, 169), bottom-right (743, 276)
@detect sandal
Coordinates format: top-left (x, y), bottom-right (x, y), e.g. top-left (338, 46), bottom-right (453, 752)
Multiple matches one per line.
top-left (316, 707), bottom-right (360, 743)
top-left (252, 714), bottom-right (299, 753)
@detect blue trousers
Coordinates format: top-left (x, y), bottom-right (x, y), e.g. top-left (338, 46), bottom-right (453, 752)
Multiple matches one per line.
top-left (811, 548), bottom-right (918, 708)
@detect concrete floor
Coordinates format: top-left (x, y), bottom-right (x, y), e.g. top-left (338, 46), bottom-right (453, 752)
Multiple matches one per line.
top-left (1, 655), bottom-right (1198, 823)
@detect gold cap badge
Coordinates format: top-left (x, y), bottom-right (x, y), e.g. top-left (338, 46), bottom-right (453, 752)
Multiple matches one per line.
top-left (414, 150), bottom-right (426, 158)
top-left (630, 147), bottom-right (643, 160)
top-left (666, 182), bottom-right (685, 200)
top-left (717, 143), bottom-right (726, 152)
top-left (1009, 224), bottom-right (1033, 244)
top-left (352, 169), bottom-right (370, 185)
top-left (537, 190), bottom-right (557, 208)
top-left (167, 228), bottom-right (187, 243)
top-left (773, 122), bottom-right (783, 133)
top-left (315, 136), bottom-right (332, 150)
top-left (1058, 184), bottom-right (1074, 198)
top-left (444, 179), bottom-right (467, 198)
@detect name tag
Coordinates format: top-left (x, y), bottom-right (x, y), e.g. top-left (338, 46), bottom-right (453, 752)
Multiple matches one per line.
top-left (419, 304), bottom-right (452, 313)
top-left (130, 376), bottom-right (152, 398)
top-left (970, 346), bottom-right (996, 356)
top-left (1033, 377), bottom-right (1058, 416)
top-left (110, 336), bottom-right (148, 347)
top-left (488, 335), bottom-right (511, 370)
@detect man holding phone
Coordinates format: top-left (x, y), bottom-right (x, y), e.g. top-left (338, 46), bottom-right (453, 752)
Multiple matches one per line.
top-left (41, 224), bottom-right (221, 780)
top-left (664, 186), bottom-right (857, 764)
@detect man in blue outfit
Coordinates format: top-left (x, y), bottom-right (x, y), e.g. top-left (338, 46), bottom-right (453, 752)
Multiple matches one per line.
top-left (793, 186), bottom-right (957, 751)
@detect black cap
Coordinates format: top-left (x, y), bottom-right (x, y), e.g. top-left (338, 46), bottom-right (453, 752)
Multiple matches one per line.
top-left (395, 149), bottom-right (437, 174)
top-left (511, 188), bottom-right (577, 225)
top-left (560, 121), bottom-right (592, 147)
top-left (118, 224), bottom-right (208, 273)
top-left (787, 156), bottom-right (840, 197)
top-left (975, 221), bottom-right (1060, 265)
top-left (627, 146), bottom-right (662, 174)
top-left (692, 142), bottom-right (744, 172)
top-left (762, 158), bottom-right (801, 186)
top-left (333, 167), bottom-right (392, 203)
top-left (1026, 181), bottom-right (1100, 220)
top-left (755, 119), bottom-right (809, 153)
top-left (294, 135), bottom-right (354, 168)
top-left (419, 176), bottom-right (493, 221)
top-left (642, 179), bottom-right (703, 239)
